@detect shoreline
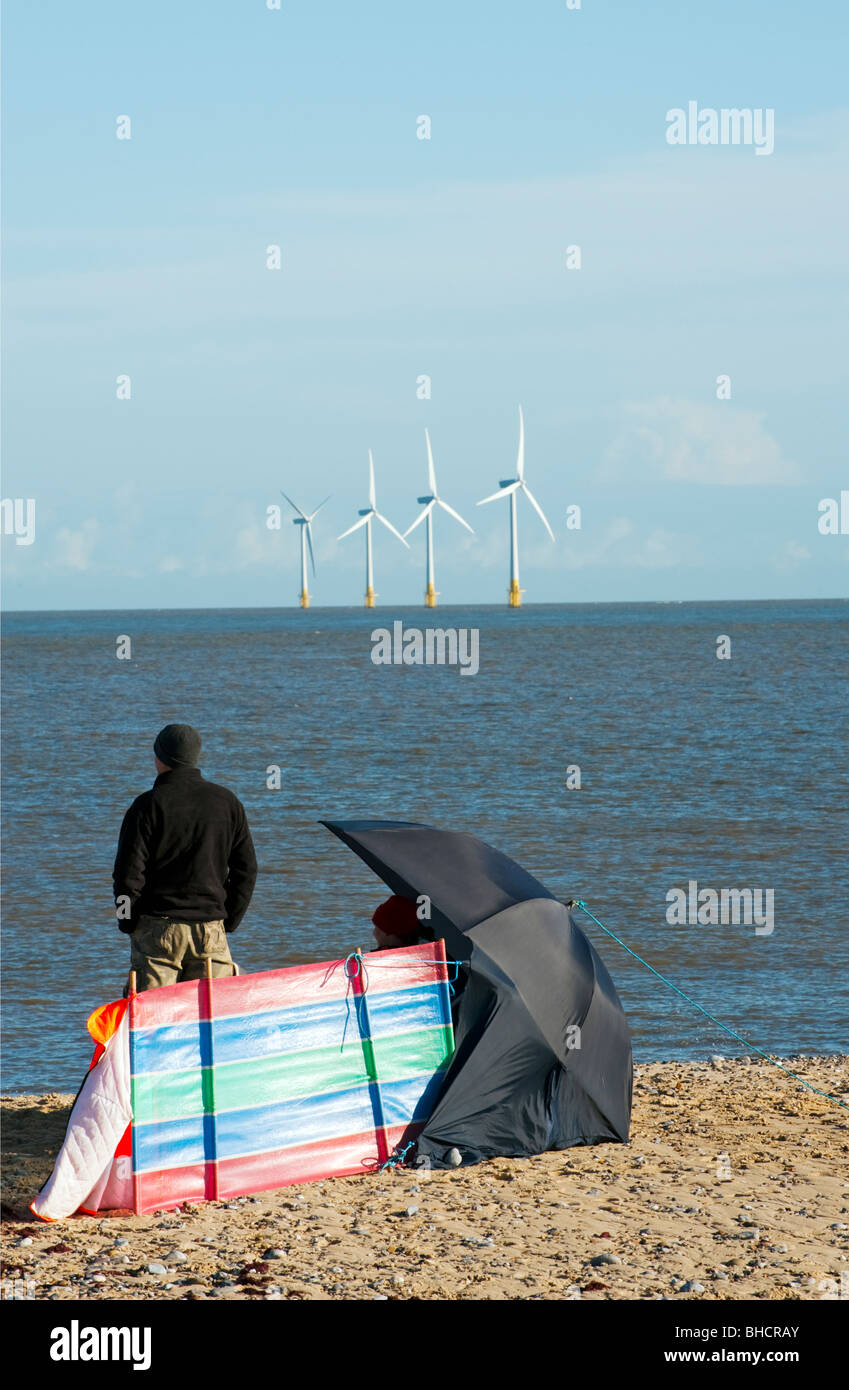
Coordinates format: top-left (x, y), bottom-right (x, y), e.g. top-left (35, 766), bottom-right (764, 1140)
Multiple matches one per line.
top-left (2, 1057), bottom-right (847, 1301)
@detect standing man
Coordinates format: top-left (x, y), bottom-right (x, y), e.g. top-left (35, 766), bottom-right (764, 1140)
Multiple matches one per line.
top-left (113, 723), bottom-right (258, 991)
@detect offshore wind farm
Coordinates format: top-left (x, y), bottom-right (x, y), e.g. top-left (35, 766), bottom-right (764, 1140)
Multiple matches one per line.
top-left (286, 409), bottom-right (555, 609)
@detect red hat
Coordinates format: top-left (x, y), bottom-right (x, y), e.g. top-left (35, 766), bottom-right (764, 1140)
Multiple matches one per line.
top-left (372, 895), bottom-right (420, 940)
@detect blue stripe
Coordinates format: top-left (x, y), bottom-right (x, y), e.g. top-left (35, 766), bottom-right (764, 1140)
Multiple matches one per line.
top-left (382, 1069), bottom-right (449, 1126)
top-left (131, 986), bottom-right (445, 1075)
top-left (366, 987), bottom-right (448, 1039)
top-left (133, 1071), bottom-right (447, 1173)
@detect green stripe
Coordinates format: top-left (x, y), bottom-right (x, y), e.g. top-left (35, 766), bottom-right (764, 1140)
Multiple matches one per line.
top-left (371, 1026), bottom-right (453, 1085)
top-left (132, 1025), bottom-right (453, 1125)
top-left (132, 1068), bottom-right (206, 1123)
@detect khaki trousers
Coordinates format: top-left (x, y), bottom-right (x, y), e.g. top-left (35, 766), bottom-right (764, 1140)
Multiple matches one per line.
top-left (128, 915), bottom-right (236, 991)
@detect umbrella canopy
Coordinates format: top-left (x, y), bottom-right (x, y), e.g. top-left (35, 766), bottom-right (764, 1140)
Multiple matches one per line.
top-left (323, 819), bottom-right (632, 1167)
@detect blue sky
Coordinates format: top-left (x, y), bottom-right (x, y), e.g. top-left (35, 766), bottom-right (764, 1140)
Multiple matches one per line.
top-left (2, 0), bottom-right (847, 608)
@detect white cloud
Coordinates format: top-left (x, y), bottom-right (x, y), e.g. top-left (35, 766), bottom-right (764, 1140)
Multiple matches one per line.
top-left (630, 527), bottom-right (690, 569)
top-left (772, 539), bottom-right (811, 573)
top-left (475, 513), bottom-right (701, 574)
top-left (561, 519), bottom-right (699, 570)
top-left (602, 397), bottom-right (800, 486)
top-left (54, 519), bottom-right (99, 570)
top-left (234, 525), bottom-right (274, 568)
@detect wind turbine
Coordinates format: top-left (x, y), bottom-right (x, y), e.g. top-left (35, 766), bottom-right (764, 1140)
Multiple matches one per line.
top-left (477, 405), bottom-right (555, 607)
top-left (281, 492), bottom-right (331, 609)
top-left (404, 429), bottom-right (474, 607)
top-left (337, 451), bottom-right (409, 607)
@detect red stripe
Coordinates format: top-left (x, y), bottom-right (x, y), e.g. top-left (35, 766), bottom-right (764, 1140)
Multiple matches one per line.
top-left (206, 962), bottom-right (354, 1019)
top-left (130, 942), bottom-right (447, 1031)
top-left (135, 1163), bottom-right (207, 1213)
top-left (131, 959), bottom-right (352, 1029)
top-left (132, 1124), bottom-right (423, 1213)
top-left (131, 979), bottom-right (206, 1030)
top-left (353, 941), bottom-right (447, 995)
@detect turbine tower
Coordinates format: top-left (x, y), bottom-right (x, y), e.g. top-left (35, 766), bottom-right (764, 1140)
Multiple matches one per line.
top-left (404, 429), bottom-right (474, 607)
top-left (477, 405), bottom-right (555, 607)
top-left (281, 492), bottom-right (330, 609)
top-left (337, 451), bottom-right (408, 607)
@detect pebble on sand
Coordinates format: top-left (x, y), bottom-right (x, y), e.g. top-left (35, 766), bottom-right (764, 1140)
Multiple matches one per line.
top-left (5, 1055), bottom-right (843, 1303)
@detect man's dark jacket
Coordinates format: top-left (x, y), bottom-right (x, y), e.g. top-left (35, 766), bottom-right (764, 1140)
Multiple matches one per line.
top-left (113, 767), bottom-right (257, 934)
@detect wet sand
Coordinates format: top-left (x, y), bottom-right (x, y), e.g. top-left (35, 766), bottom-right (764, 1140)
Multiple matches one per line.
top-left (2, 1057), bottom-right (847, 1301)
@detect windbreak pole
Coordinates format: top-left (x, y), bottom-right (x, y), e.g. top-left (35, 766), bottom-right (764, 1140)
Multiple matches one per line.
top-left (349, 947), bottom-right (391, 1166)
top-left (204, 959), bottom-right (220, 1200)
top-left (128, 970), bottom-right (140, 1216)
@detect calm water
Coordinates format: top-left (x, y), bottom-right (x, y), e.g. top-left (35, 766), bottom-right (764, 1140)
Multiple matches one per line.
top-left (1, 600), bottom-right (847, 1092)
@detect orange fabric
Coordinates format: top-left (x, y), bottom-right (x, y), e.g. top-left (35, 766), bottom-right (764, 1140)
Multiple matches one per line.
top-left (86, 998), bottom-right (129, 1071)
top-left (85, 998), bottom-right (133, 1157)
top-left (87, 997), bottom-right (129, 1046)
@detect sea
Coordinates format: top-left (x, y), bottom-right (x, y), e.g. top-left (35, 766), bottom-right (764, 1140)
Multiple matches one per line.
top-left (1, 600), bottom-right (847, 1093)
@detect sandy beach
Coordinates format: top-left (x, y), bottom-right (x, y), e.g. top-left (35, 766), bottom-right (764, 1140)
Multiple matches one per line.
top-left (2, 1056), bottom-right (847, 1302)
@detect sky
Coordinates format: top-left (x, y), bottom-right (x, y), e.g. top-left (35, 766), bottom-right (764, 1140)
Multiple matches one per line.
top-left (2, 0), bottom-right (848, 609)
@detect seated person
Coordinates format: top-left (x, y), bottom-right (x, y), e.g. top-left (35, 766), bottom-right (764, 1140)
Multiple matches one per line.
top-left (371, 894), bottom-right (432, 950)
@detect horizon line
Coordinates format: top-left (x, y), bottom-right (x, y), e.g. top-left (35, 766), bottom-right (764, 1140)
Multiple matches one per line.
top-left (2, 596), bottom-right (847, 618)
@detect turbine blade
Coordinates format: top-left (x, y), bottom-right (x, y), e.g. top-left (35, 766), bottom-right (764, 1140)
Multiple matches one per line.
top-left (403, 501), bottom-right (434, 538)
top-left (437, 498), bottom-right (474, 533)
top-left (375, 512), bottom-right (410, 547)
top-left (425, 429), bottom-right (437, 496)
top-left (517, 405), bottom-right (525, 480)
top-left (477, 481), bottom-right (520, 505)
top-left (521, 484), bottom-right (555, 541)
top-left (308, 494), bottom-right (332, 520)
top-left (280, 490), bottom-right (307, 519)
top-left (306, 522), bottom-right (316, 575)
top-left (368, 451), bottom-right (376, 509)
top-left (337, 513), bottom-right (371, 540)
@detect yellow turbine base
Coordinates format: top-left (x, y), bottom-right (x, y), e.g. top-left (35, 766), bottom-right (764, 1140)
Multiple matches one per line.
top-left (508, 579), bottom-right (523, 608)
top-left (299, 591), bottom-right (310, 609)
top-left (365, 586), bottom-right (376, 608)
top-left (425, 583), bottom-right (437, 608)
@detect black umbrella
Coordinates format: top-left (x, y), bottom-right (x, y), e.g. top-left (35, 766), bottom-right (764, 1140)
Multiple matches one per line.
top-left (323, 818), bottom-right (632, 1168)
